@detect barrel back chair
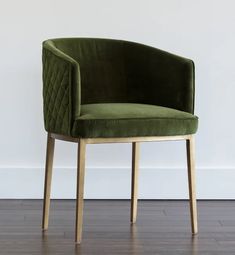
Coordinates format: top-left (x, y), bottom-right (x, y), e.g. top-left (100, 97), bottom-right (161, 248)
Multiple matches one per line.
top-left (42, 38), bottom-right (198, 243)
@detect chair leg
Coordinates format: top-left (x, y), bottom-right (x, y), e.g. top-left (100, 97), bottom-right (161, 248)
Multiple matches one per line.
top-left (186, 136), bottom-right (198, 234)
top-left (42, 133), bottom-right (55, 230)
top-left (75, 139), bottom-right (86, 243)
top-left (130, 142), bottom-right (140, 223)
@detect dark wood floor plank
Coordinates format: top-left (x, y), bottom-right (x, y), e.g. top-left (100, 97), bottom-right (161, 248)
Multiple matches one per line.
top-left (0, 200), bottom-right (234, 254)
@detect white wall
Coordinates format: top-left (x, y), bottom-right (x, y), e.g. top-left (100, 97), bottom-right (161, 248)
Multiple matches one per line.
top-left (0, 0), bottom-right (234, 199)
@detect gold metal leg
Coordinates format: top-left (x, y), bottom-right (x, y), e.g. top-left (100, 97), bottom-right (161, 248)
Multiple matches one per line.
top-left (75, 139), bottom-right (86, 243)
top-left (42, 133), bottom-right (55, 230)
top-left (186, 136), bottom-right (198, 234)
top-left (130, 142), bottom-right (140, 223)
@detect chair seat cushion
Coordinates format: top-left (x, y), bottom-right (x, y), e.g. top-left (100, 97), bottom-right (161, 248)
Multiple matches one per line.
top-left (72, 103), bottom-right (198, 138)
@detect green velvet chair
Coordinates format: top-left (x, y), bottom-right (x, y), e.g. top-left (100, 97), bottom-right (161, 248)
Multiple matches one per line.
top-left (42, 38), bottom-right (198, 243)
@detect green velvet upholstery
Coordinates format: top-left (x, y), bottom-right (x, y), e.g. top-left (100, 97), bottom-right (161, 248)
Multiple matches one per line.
top-left (72, 103), bottom-right (198, 138)
top-left (42, 38), bottom-right (198, 138)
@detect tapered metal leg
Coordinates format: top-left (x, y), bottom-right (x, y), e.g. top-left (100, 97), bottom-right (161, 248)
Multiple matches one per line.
top-left (186, 136), bottom-right (198, 234)
top-left (75, 139), bottom-right (86, 243)
top-left (42, 133), bottom-right (55, 230)
top-left (130, 142), bottom-right (140, 223)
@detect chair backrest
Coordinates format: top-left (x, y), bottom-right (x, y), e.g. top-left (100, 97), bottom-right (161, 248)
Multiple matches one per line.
top-left (52, 38), bottom-right (130, 105)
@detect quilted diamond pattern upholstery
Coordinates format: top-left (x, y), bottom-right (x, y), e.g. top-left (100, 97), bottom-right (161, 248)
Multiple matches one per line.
top-left (43, 48), bottom-right (72, 135)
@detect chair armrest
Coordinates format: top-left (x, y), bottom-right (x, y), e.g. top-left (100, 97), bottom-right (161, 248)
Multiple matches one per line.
top-left (125, 43), bottom-right (195, 114)
top-left (42, 40), bottom-right (81, 136)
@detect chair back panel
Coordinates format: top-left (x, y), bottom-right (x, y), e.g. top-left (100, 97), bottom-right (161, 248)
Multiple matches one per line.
top-left (53, 38), bottom-right (129, 104)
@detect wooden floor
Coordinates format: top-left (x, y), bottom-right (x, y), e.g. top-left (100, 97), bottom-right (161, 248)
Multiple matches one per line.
top-left (0, 200), bottom-right (235, 254)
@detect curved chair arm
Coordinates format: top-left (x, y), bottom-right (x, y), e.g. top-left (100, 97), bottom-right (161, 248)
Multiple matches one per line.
top-left (125, 42), bottom-right (195, 114)
top-left (42, 40), bottom-right (81, 135)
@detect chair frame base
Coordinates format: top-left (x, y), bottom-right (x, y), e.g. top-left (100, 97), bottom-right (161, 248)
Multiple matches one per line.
top-left (42, 132), bottom-right (198, 243)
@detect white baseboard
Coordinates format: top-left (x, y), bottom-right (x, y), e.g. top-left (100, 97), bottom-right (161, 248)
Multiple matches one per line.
top-left (0, 167), bottom-right (234, 199)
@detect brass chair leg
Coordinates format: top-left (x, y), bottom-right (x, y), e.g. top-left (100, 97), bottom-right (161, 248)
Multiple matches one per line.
top-left (186, 136), bottom-right (198, 234)
top-left (42, 133), bottom-right (55, 230)
top-left (75, 139), bottom-right (86, 243)
top-left (130, 142), bottom-right (140, 223)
